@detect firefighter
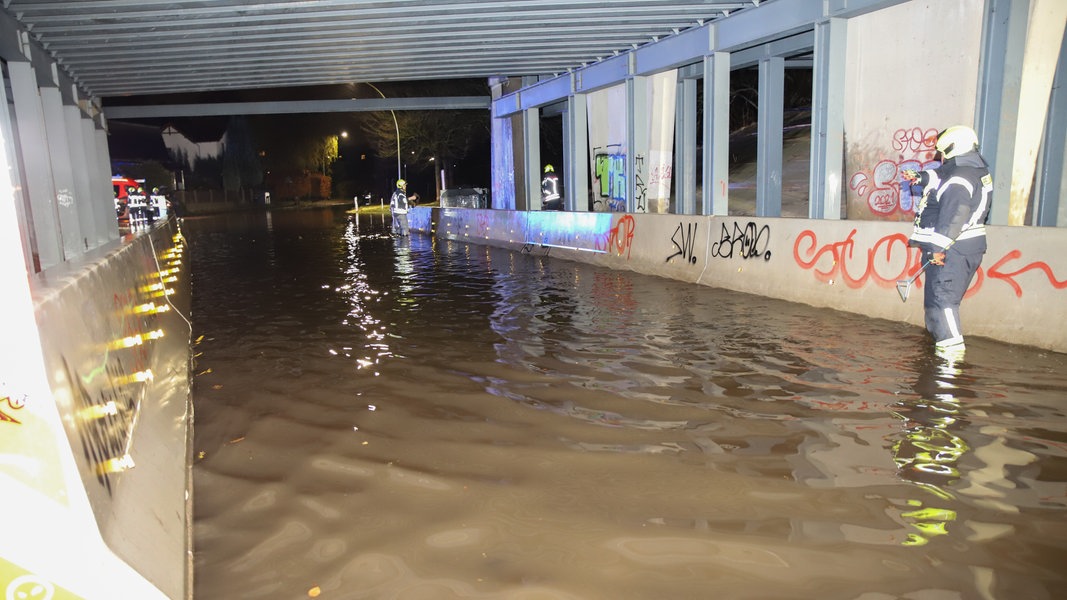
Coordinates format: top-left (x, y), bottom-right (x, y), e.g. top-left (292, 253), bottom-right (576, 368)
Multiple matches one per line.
top-left (390, 179), bottom-right (416, 236)
top-left (903, 126), bottom-right (992, 358)
top-left (541, 164), bottom-right (562, 210)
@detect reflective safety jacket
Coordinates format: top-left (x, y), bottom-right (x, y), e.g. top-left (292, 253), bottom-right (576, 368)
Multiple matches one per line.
top-left (390, 188), bottom-right (409, 214)
top-left (541, 173), bottom-right (561, 203)
top-left (909, 150), bottom-right (992, 256)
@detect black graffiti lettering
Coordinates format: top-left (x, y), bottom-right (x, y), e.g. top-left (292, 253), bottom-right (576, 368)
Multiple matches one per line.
top-left (710, 221), bottom-right (772, 261)
top-left (634, 154), bottom-right (647, 212)
top-left (62, 354), bottom-right (140, 497)
top-left (666, 222), bottom-right (699, 265)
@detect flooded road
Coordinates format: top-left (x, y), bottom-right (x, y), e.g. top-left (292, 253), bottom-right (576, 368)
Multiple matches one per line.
top-left (187, 208), bottom-right (1067, 599)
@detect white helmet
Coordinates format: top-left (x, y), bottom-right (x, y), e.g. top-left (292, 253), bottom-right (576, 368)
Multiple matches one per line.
top-left (935, 126), bottom-right (979, 159)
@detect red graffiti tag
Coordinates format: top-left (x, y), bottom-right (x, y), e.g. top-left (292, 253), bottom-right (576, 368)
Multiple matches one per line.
top-left (795, 232), bottom-right (1065, 299)
top-left (793, 229), bottom-right (918, 289)
top-left (606, 215), bottom-right (636, 259)
top-left (475, 212), bottom-right (491, 235)
top-left (985, 250), bottom-right (1067, 297)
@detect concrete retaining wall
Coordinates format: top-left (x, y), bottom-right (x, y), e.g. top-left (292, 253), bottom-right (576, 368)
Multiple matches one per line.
top-left (411, 207), bottom-right (1067, 354)
top-left (2, 218), bottom-right (192, 599)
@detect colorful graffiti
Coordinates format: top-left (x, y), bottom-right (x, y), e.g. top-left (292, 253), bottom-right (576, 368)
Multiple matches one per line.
top-left (794, 229), bottom-right (1067, 298)
top-left (849, 127), bottom-right (940, 216)
top-left (711, 221), bottom-right (772, 261)
top-left (594, 146), bottom-right (626, 212)
top-left (666, 222), bottom-right (699, 265)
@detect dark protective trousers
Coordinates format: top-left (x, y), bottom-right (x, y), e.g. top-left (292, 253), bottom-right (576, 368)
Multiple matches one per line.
top-left (922, 251), bottom-right (984, 347)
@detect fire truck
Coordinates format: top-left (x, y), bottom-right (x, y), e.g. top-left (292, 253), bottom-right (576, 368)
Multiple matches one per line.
top-left (112, 175), bottom-right (139, 227)
top-left (112, 176), bottom-right (168, 227)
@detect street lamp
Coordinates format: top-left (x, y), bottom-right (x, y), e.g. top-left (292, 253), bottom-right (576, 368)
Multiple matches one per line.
top-left (362, 82), bottom-right (402, 182)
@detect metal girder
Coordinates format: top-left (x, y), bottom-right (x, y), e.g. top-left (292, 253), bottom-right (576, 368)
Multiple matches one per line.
top-left (104, 96), bottom-right (491, 119)
top-left (1, 0), bottom-right (762, 100)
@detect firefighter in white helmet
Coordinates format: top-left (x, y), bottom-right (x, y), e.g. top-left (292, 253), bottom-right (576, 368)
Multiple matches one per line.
top-left (902, 125), bottom-right (992, 359)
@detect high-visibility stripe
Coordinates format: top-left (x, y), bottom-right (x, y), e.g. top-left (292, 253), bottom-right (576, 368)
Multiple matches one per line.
top-left (936, 176), bottom-right (974, 202)
top-left (939, 307), bottom-right (963, 346)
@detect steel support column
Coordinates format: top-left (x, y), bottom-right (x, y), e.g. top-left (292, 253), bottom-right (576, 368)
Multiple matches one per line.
top-left (756, 56), bottom-right (785, 217)
top-left (977, 0), bottom-right (1030, 225)
top-left (564, 94), bottom-right (589, 212)
top-left (1036, 29), bottom-right (1067, 226)
top-left (523, 107), bottom-right (541, 211)
top-left (627, 74), bottom-right (649, 213)
top-left (809, 18), bottom-right (846, 219)
top-left (675, 77), bottom-right (698, 215)
top-left (703, 52), bottom-right (730, 216)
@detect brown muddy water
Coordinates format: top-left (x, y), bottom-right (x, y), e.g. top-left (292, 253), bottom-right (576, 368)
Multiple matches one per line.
top-left (186, 208), bottom-right (1067, 600)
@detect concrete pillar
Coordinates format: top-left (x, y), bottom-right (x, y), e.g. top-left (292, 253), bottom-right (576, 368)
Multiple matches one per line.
top-left (1036, 29), bottom-right (1067, 226)
top-left (810, 18), bottom-right (847, 220)
top-left (1006, 0), bottom-right (1067, 225)
top-left (703, 52), bottom-right (730, 216)
top-left (0, 65), bottom-right (36, 273)
top-left (92, 122), bottom-right (120, 242)
top-left (66, 106), bottom-right (100, 249)
top-left (7, 62), bottom-right (63, 268)
top-left (757, 56), bottom-right (784, 217)
top-left (40, 87), bottom-right (84, 258)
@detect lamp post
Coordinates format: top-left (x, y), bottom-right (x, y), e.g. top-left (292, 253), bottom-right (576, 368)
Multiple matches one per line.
top-left (362, 82), bottom-right (402, 182)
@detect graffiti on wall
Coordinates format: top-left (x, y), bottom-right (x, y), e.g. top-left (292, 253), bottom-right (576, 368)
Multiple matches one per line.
top-left (63, 351), bottom-right (138, 496)
top-left (793, 229), bottom-right (1067, 298)
top-left (593, 214), bottom-right (636, 259)
top-left (647, 153), bottom-right (673, 203)
top-left (62, 232), bottom-right (183, 496)
top-left (666, 222), bottom-right (699, 265)
top-left (634, 154), bottom-right (646, 212)
top-left (849, 127), bottom-right (941, 216)
top-left (984, 250), bottom-right (1067, 297)
top-left (711, 221), bottom-right (772, 261)
top-left (594, 145), bottom-right (626, 212)
top-left (793, 229), bottom-right (915, 288)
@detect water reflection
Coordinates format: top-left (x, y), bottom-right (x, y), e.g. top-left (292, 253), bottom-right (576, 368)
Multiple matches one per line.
top-left (339, 221), bottom-right (391, 370)
top-left (892, 352), bottom-right (972, 545)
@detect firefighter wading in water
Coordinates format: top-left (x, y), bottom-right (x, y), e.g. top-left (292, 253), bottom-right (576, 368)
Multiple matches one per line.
top-left (903, 125), bottom-right (992, 359)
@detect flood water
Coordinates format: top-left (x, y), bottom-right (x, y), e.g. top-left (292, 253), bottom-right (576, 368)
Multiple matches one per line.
top-left (186, 207), bottom-right (1067, 600)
